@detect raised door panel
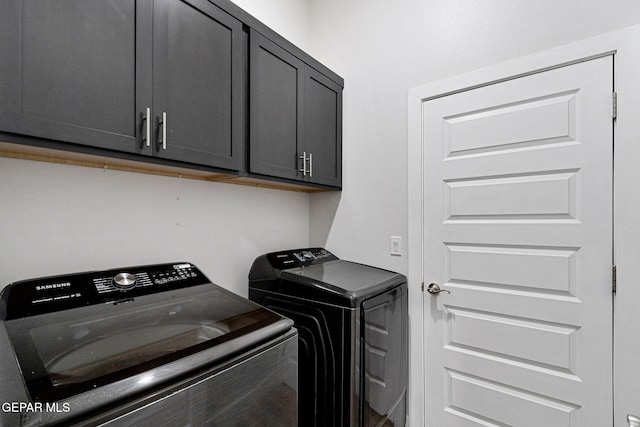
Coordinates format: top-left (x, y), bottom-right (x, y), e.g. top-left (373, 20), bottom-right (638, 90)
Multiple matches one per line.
top-left (153, 0), bottom-right (243, 170)
top-left (302, 67), bottom-right (342, 188)
top-left (249, 30), bottom-right (304, 181)
top-left (0, 0), bottom-right (151, 153)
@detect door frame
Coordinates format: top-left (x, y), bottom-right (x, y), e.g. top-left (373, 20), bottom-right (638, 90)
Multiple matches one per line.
top-left (408, 25), bottom-right (640, 427)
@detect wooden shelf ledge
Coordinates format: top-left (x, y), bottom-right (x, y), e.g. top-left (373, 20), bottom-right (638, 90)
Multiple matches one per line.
top-left (0, 141), bottom-right (331, 193)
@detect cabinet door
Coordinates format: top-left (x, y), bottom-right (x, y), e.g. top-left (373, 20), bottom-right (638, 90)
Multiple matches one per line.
top-left (152, 0), bottom-right (243, 170)
top-left (249, 30), bottom-right (304, 181)
top-left (0, 0), bottom-right (152, 154)
top-left (302, 67), bottom-right (342, 188)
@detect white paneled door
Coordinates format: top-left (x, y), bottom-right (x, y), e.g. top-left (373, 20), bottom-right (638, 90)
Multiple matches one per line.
top-left (423, 56), bottom-right (613, 426)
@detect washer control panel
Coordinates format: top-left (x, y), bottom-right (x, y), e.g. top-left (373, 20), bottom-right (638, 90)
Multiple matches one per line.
top-left (93, 263), bottom-right (199, 294)
top-left (1, 262), bottom-right (208, 320)
top-left (267, 248), bottom-right (337, 270)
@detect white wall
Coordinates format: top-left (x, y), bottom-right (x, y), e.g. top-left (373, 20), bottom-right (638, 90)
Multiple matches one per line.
top-left (230, 0), bottom-right (310, 51)
top-left (0, 157), bottom-right (309, 296)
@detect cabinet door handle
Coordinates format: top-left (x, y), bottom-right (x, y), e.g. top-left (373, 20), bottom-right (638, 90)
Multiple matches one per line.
top-left (299, 151), bottom-right (307, 176)
top-left (158, 112), bottom-right (167, 150)
top-left (308, 153), bottom-right (313, 177)
top-left (142, 107), bottom-right (151, 147)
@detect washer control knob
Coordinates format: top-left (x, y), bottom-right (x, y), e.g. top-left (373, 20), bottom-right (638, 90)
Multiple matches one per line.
top-left (113, 273), bottom-right (137, 290)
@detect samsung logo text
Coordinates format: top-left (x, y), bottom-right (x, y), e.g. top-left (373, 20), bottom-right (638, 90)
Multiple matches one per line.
top-left (35, 282), bottom-right (71, 291)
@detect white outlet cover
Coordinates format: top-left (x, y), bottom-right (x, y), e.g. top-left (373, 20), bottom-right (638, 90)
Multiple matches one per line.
top-left (390, 236), bottom-right (402, 256)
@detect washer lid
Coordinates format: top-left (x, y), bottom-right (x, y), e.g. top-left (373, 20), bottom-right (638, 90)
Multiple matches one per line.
top-left (281, 260), bottom-right (406, 306)
top-left (1, 263), bottom-right (291, 404)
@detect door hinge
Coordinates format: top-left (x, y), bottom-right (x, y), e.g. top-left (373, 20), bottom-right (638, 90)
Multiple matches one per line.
top-left (612, 265), bottom-right (617, 293)
top-left (612, 92), bottom-right (618, 119)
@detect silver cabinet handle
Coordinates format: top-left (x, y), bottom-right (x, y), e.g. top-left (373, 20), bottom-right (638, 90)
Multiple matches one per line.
top-left (427, 283), bottom-right (450, 295)
top-left (299, 151), bottom-right (307, 176)
top-left (298, 152), bottom-right (313, 177)
top-left (158, 112), bottom-right (167, 150)
top-left (142, 107), bottom-right (151, 147)
top-left (628, 415), bottom-right (640, 426)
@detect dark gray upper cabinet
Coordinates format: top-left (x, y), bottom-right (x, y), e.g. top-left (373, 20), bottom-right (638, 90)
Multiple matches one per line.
top-left (0, 0), bottom-right (151, 154)
top-left (249, 31), bottom-right (304, 182)
top-left (0, 0), bottom-right (342, 189)
top-left (153, 0), bottom-right (243, 170)
top-left (302, 67), bottom-right (343, 188)
top-left (0, 0), bottom-right (243, 171)
top-left (249, 30), bottom-right (342, 188)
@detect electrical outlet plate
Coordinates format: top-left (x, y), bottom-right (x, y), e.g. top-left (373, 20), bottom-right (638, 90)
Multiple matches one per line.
top-left (390, 236), bottom-right (402, 256)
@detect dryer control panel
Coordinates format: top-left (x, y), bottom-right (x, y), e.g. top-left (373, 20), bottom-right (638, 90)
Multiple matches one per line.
top-left (267, 248), bottom-right (337, 270)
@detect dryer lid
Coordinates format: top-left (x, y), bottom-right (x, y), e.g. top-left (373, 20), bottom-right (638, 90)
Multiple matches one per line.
top-left (281, 260), bottom-right (406, 306)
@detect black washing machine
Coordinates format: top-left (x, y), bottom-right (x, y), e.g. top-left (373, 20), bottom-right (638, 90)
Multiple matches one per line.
top-left (0, 262), bottom-right (297, 427)
top-left (249, 248), bottom-right (407, 427)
